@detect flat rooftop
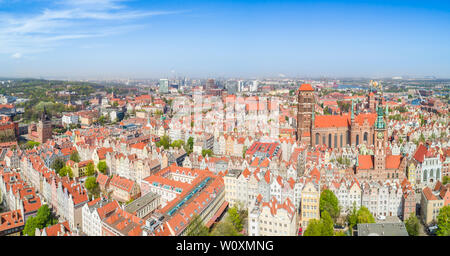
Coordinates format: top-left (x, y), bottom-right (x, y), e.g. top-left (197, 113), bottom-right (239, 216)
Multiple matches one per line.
top-left (357, 223), bottom-right (408, 236)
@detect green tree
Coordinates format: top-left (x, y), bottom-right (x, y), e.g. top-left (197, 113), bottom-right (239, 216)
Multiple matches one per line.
top-left (210, 220), bottom-right (242, 236)
top-left (334, 230), bottom-right (347, 236)
top-left (70, 151), bottom-right (80, 163)
top-left (405, 215), bottom-right (420, 236)
top-left (25, 141), bottom-right (40, 149)
top-left (443, 176), bottom-right (449, 185)
top-left (357, 206), bottom-right (375, 224)
top-left (202, 149), bottom-right (213, 157)
top-left (97, 161), bottom-right (107, 174)
top-left (347, 203), bottom-right (359, 230)
top-left (51, 157), bottom-right (65, 173)
top-left (171, 140), bottom-right (185, 149)
top-left (320, 210), bottom-right (334, 236)
top-left (98, 115), bottom-right (107, 125)
top-left (303, 219), bottom-right (323, 236)
top-left (23, 204), bottom-right (57, 236)
top-left (227, 205), bottom-right (243, 232)
top-left (59, 165), bottom-right (73, 178)
top-left (156, 135), bottom-right (171, 149)
top-left (23, 216), bottom-right (39, 236)
top-left (320, 189), bottom-right (340, 221)
top-left (185, 214), bottom-right (210, 236)
top-left (86, 162), bottom-right (95, 176)
top-left (436, 205), bottom-right (450, 236)
top-left (185, 137), bottom-right (194, 155)
top-left (85, 176), bottom-right (100, 199)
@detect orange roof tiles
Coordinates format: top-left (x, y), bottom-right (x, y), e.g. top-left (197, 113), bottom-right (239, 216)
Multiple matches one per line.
top-left (386, 155), bottom-right (401, 169)
top-left (314, 114), bottom-right (350, 128)
top-left (358, 155), bottom-right (374, 170)
top-left (298, 83), bottom-right (314, 91)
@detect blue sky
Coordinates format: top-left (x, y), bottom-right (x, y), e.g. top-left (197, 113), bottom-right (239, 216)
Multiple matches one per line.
top-left (1, 0), bottom-right (450, 79)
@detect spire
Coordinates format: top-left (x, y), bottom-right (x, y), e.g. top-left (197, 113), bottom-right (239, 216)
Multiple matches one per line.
top-left (385, 103), bottom-right (389, 117)
top-left (351, 99), bottom-right (355, 121)
top-left (41, 106), bottom-right (50, 121)
top-left (375, 104), bottom-right (386, 130)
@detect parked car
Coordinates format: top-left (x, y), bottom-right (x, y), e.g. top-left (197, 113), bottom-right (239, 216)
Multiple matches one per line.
top-left (377, 215), bottom-right (386, 220)
top-left (427, 225), bottom-right (438, 235)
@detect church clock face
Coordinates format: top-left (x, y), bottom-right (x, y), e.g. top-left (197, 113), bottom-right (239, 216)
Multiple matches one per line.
top-left (377, 132), bottom-right (384, 139)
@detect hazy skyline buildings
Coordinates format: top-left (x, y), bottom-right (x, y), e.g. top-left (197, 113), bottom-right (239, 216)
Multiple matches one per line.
top-left (1, 0), bottom-right (450, 79)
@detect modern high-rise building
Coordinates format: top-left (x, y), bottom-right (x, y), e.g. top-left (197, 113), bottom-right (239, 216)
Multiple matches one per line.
top-left (226, 80), bottom-right (238, 94)
top-left (238, 80), bottom-right (245, 92)
top-left (250, 80), bottom-right (259, 92)
top-left (159, 79), bottom-right (169, 94)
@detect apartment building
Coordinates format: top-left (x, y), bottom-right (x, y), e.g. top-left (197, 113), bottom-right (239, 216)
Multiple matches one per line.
top-left (248, 196), bottom-right (298, 236)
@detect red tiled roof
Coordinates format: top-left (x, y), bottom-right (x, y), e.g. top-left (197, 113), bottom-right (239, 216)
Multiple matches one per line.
top-left (354, 113), bottom-right (377, 126)
top-left (41, 221), bottom-right (71, 236)
top-left (0, 210), bottom-right (24, 232)
top-left (414, 144), bottom-right (428, 163)
top-left (314, 114), bottom-right (350, 128)
top-left (358, 155), bottom-right (374, 170)
top-left (386, 155), bottom-right (402, 169)
top-left (110, 175), bottom-right (135, 193)
top-left (423, 187), bottom-right (437, 201)
top-left (298, 83), bottom-right (314, 91)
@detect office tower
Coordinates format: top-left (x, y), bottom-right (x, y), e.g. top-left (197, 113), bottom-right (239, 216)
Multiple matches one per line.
top-left (159, 79), bottom-right (169, 94)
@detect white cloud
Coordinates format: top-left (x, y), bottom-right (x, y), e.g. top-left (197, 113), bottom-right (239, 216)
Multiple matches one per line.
top-left (0, 0), bottom-right (184, 56)
top-left (11, 53), bottom-right (22, 59)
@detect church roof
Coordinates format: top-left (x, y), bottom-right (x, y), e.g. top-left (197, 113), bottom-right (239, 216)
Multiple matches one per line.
top-left (298, 83), bottom-right (314, 91)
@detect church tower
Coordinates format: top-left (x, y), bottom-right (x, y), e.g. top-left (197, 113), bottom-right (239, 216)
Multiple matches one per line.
top-left (374, 103), bottom-right (387, 179)
top-left (296, 84), bottom-right (315, 145)
top-left (37, 106), bottom-right (52, 144)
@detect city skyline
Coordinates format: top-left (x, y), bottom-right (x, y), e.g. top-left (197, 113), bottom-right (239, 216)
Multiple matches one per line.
top-left (1, 0), bottom-right (450, 79)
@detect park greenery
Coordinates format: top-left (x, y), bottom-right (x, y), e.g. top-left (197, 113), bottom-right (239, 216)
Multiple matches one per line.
top-left (24, 141), bottom-right (40, 149)
top-left (22, 204), bottom-right (58, 236)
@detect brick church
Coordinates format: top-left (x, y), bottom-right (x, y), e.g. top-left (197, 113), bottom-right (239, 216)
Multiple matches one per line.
top-left (296, 83), bottom-right (406, 182)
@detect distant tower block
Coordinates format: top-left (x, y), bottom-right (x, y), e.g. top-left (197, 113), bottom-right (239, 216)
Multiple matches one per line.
top-left (296, 83), bottom-right (315, 145)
